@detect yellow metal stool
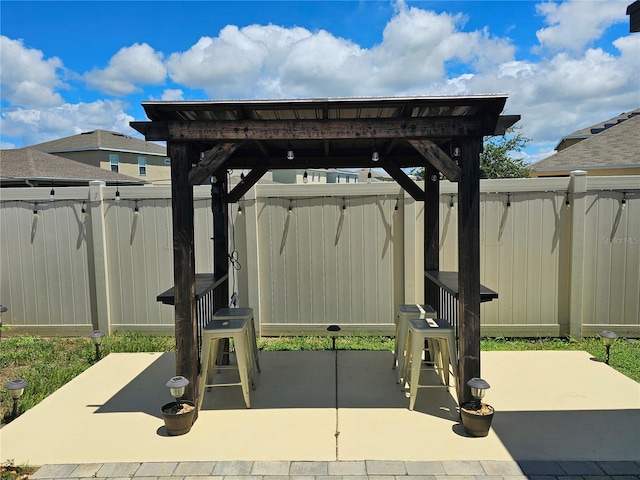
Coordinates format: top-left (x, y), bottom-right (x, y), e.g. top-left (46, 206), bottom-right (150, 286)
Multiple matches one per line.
top-left (213, 307), bottom-right (260, 377)
top-left (198, 317), bottom-right (254, 409)
top-left (394, 304), bottom-right (437, 384)
top-left (403, 318), bottom-right (458, 411)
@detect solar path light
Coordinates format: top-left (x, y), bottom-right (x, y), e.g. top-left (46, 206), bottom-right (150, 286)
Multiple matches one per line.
top-left (599, 330), bottom-right (618, 365)
top-left (5, 379), bottom-right (28, 420)
top-left (90, 330), bottom-right (105, 361)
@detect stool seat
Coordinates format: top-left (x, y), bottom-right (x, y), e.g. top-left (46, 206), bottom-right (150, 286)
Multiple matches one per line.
top-left (198, 317), bottom-right (254, 409)
top-left (394, 304), bottom-right (436, 384)
top-left (403, 318), bottom-right (458, 411)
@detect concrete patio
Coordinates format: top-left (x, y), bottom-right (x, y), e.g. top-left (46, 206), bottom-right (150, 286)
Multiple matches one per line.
top-left (1, 350), bottom-right (639, 469)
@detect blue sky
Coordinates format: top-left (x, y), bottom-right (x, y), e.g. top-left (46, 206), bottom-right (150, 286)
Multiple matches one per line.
top-left (1, 0), bottom-right (638, 163)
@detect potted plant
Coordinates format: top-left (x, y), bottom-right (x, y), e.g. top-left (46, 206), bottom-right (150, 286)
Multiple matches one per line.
top-left (460, 377), bottom-right (494, 437)
top-left (161, 376), bottom-right (196, 436)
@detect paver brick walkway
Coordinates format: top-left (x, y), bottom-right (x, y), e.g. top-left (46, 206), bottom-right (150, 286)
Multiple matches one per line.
top-left (30, 460), bottom-right (640, 480)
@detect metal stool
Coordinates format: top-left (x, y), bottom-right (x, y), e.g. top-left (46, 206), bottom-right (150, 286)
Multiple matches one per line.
top-left (198, 317), bottom-right (255, 409)
top-left (393, 304), bottom-right (437, 383)
top-left (213, 307), bottom-right (260, 376)
top-left (403, 318), bottom-right (458, 411)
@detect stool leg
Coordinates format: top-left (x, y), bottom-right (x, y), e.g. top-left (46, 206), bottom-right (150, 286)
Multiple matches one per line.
top-left (198, 336), bottom-right (213, 410)
top-left (447, 332), bottom-right (458, 389)
top-left (396, 319), bottom-right (409, 384)
top-left (233, 332), bottom-right (252, 408)
top-left (439, 339), bottom-right (450, 387)
top-left (248, 317), bottom-right (261, 374)
top-left (393, 320), bottom-right (399, 370)
top-left (408, 332), bottom-right (423, 411)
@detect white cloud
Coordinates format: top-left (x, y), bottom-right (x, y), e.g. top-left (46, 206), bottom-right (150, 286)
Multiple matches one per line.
top-left (160, 89), bottom-right (184, 101)
top-left (84, 43), bottom-right (166, 96)
top-left (0, 35), bottom-right (65, 108)
top-left (535, 0), bottom-right (628, 53)
top-left (1, 100), bottom-right (135, 146)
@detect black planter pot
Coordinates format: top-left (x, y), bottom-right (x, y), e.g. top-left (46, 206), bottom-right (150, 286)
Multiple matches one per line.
top-left (460, 402), bottom-right (494, 437)
top-left (161, 401), bottom-right (196, 436)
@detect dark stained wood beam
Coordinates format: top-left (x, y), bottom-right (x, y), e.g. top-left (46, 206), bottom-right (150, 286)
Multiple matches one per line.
top-left (188, 142), bottom-right (242, 185)
top-left (494, 115), bottom-right (521, 135)
top-left (134, 117), bottom-right (486, 142)
top-left (228, 164), bottom-right (270, 203)
top-left (456, 136), bottom-right (483, 405)
top-left (424, 163), bottom-right (440, 311)
top-left (408, 139), bottom-right (462, 182)
top-left (168, 141), bottom-right (198, 405)
top-left (382, 162), bottom-right (424, 201)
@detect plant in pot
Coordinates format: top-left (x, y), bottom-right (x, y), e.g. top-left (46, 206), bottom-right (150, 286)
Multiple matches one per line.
top-left (161, 376), bottom-right (196, 436)
top-left (460, 377), bottom-right (494, 437)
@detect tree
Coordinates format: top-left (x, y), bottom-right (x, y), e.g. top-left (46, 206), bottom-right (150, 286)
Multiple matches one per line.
top-left (410, 126), bottom-right (531, 180)
top-left (479, 126), bottom-right (531, 179)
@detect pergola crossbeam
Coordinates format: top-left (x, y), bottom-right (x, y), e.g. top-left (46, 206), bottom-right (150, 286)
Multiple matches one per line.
top-left (189, 142), bottom-right (242, 185)
top-left (408, 138), bottom-right (462, 182)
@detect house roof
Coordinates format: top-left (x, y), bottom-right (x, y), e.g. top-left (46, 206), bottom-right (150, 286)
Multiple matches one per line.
top-left (554, 109), bottom-right (640, 150)
top-left (531, 111), bottom-right (640, 173)
top-left (29, 129), bottom-right (167, 156)
top-left (0, 148), bottom-right (146, 186)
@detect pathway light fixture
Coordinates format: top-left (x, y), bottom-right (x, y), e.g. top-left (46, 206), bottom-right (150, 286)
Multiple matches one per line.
top-left (90, 330), bottom-right (105, 361)
top-left (166, 376), bottom-right (189, 410)
top-left (327, 325), bottom-right (341, 350)
top-left (5, 378), bottom-right (28, 420)
top-left (0, 304), bottom-right (6, 339)
top-left (599, 330), bottom-right (618, 365)
top-left (467, 377), bottom-right (490, 410)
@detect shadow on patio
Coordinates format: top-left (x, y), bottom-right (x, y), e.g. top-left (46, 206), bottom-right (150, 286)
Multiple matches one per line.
top-left (1, 350), bottom-right (638, 465)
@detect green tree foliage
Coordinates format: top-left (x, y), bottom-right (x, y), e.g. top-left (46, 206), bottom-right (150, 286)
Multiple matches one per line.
top-left (479, 127), bottom-right (531, 179)
top-left (411, 127), bottom-right (531, 180)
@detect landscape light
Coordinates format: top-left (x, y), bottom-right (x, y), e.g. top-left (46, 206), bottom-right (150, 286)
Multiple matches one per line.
top-left (90, 330), bottom-right (105, 361)
top-left (467, 377), bottom-right (490, 410)
top-left (599, 330), bottom-right (618, 365)
top-left (166, 376), bottom-right (189, 410)
top-left (5, 379), bottom-right (28, 420)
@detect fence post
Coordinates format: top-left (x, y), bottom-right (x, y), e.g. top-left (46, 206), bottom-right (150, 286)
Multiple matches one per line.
top-left (88, 181), bottom-right (112, 333)
top-left (568, 170), bottom-right (588, 340)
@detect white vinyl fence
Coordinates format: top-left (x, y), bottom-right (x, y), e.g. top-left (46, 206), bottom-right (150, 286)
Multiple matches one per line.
top-left (1, 172), bottom-right (638, 338)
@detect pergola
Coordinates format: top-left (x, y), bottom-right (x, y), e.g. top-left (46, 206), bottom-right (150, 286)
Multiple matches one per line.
top-left (132, 95), bottom-right (519, 406)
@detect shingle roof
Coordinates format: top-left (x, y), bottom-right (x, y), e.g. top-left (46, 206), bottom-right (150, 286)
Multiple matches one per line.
top-left (554, 109), bottom-right (640, 150)
top-left (0, 148), bottom-right (146, 186)
top-left (531, 112), bottom-right (640, 172)
top-left (29, 129), bottom-right (167, 156)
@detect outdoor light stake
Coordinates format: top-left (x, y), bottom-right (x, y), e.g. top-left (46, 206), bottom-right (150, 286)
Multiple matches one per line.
top-left (90, 330), bottom-right (105, 361)
top-left (166, 376), bottom-right (189, 410)
top-left (5, 379), bottom-right (28, 420)
top-left (599, 330), bottom-right (618, 365)
top-left (467, 377), bottom-right (490, 410)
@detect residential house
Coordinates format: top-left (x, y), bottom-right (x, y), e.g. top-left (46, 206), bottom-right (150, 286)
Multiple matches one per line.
top-left (29, 130), bottom-right (170, 184)
top-left (0, 148), bottom-right (145, 187)
top-left (530, 109), bottom-right (640, 177)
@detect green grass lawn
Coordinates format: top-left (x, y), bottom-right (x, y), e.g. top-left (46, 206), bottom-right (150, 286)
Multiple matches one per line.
top-left (1, 333), bottom-right (638, 424)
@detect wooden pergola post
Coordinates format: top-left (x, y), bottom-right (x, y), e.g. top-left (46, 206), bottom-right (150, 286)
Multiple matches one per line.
top-left (456, 136), bottom-right (483, 404)
top-left (168, 141), bottom-right (198, 402)
top-left (424, 163), bottom-right (440, 311)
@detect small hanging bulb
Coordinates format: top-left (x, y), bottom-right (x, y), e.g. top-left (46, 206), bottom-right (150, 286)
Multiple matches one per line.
top-left (342, 197), bottom-right (347, 211)
top-left (33, 203), bottom-right (39, 217)
top-left (288, 198), bottom-right (293, 212)
top-left (81, 201), bottom-right (87, 216)
top-left (115, 185), bottom-right (121, 203)
top-left (450, 194), bottom-right (455, 210)
top-left (240, 171), bottom-right (245, 180)
top-left (394, 198), bottom-right (399, 211)
top-left (287, 142), bottom-right (294, 160)
top-left (49, 187), bottom-right (55, 202)
top-left (367, 169), bottom-right (372, 184)
top-left (238, 203), bottom-right (243, 215)
top-left (134, 200), bottom-right (140, 216)
top-left (621, 192), bottom-right (627, 210)
top-left (371, 150), bottom-right (379, 162)
top-left (303, 170), bottom-right (308, 183)
top-left (506, 193), bottom-right (511, 209)
top-left (565, 192), bottom-right (571, 209)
